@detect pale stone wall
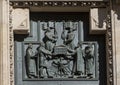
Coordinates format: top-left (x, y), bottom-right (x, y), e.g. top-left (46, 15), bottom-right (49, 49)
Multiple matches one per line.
top-left (0, 1), bottom-right (2, 84)
top-left (0, 0), bottom-right (10, 85)
top-left (111, 5), bottom-right (120, 85)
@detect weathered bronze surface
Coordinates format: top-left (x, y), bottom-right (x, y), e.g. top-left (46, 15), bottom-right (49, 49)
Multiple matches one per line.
top-left (23, 21), bottom-right (98, 79)
top-left (14, 13), bottom-right (106, 85)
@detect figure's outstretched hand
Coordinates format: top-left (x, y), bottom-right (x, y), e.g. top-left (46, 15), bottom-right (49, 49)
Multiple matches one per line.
top-left (46, 55), bottom-right (53, 60)
top-left (46, 56), bottom-right (51, 60)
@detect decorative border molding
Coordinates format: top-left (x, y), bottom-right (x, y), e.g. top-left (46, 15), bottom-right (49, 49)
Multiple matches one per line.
top-left (9, 6), bottom-right (14, 85)
top-left (9, 1), bottom-right (113, 85)
top-left (10, 1), bottom-right (109, 7)
top-left (105, 9), bottom-right (114, 85)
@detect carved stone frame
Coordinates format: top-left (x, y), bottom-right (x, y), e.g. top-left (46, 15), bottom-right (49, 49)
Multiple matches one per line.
top-left (9, 1), bottom-right (113, 85)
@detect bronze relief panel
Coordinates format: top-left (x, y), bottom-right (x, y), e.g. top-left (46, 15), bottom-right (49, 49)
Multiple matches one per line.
top-left (14, 12), bottom-right (106, 85)
top-left (22, 21), bottom-right (98, 79)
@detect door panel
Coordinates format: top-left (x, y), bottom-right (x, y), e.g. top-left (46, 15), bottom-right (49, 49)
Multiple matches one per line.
top-left (14, 12), bottom-right (106, 85)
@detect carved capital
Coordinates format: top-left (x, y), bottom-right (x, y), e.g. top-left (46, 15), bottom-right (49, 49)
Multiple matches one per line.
top-left (12, 8), bottom-right (30, 34)
top-left (90, 8), bottom-right (107, 34)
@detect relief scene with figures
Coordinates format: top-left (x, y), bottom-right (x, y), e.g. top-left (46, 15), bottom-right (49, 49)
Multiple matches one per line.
top-left (22, 20), bottom-right (98, 79)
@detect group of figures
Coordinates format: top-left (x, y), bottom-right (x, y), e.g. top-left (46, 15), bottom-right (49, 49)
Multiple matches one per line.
top-left (25, 26), bottom-right (95, 79)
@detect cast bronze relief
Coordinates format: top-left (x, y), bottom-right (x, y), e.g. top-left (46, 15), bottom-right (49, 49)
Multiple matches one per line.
top-left (23, 21), bottom-right (98, 79)
top-left (11, 0), bottom-right (112, 85)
